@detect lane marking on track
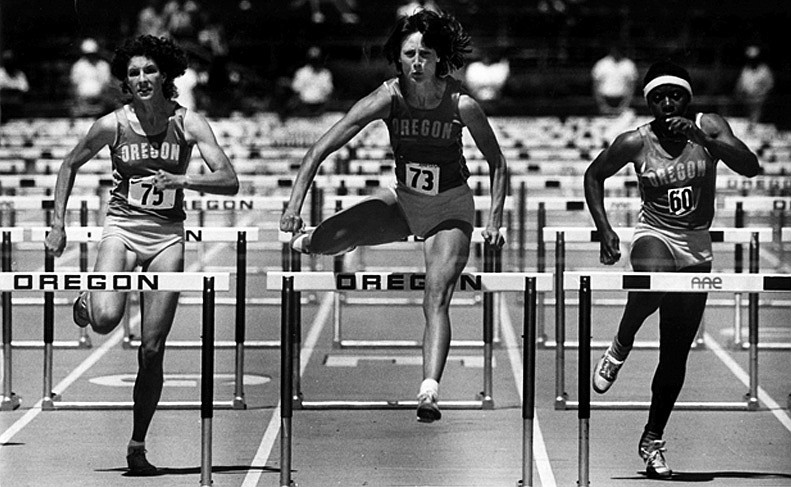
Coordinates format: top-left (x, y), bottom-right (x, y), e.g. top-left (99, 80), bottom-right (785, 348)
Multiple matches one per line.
top-left (0, 215), bottom-right (255, 446)
top-left (501, 299), bottom-right (557, 487)
top-left (704, 332), bottom-right (791, 433)
top-left (241, 292), bottom-right (334, 487)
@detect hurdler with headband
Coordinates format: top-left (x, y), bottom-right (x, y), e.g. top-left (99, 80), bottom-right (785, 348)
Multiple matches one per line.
top-left (583, 60), bottom-right (759, 478)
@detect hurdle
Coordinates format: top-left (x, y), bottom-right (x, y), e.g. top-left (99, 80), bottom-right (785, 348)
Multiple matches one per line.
top-left (549, 227), bottom-right (771, 409)
top-left (563, 271), bottom-right (791, 413)
top-left (268, 271), bottom-right (554, 487)
top-left (279, 227), bottom-right (507, 348)
top-left (25, 226), bottom-right (259, 409)
top-left (573, 271), bottom-right (791, 485)
top-left (0, 271), bottom-right (223, 486)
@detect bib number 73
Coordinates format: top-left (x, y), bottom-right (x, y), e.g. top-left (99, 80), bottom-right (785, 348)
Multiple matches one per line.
top-left (405, 162), bottom-right (439, 196)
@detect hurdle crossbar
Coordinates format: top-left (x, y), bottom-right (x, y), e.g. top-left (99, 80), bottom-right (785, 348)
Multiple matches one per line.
top-left (272, 273), bottom-right (550, 487)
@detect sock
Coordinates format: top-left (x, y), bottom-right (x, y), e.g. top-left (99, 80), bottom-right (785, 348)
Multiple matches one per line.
top-left (128, 440), bottom-right (145, 453)
top-left (419, 378), bottom-right (439, 398)
top-left (609, 335), bottom-right (632, 362)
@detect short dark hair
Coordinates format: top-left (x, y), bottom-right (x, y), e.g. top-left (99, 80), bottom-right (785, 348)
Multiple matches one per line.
top-left (383, 10), bottom-right (471, 77)
top-left (110, 35), bottom-right (188, 100)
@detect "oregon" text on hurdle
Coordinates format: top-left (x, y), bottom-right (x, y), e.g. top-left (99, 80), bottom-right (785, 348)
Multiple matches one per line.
top-left (12, 274), bottom-right (159, 290)
top-left (335, 273), bottom-right (482, 291)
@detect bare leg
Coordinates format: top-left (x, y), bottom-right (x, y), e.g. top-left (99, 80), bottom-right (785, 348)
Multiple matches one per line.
top-left (131, 242), bottom-right (184, 443)
top-left (87, 237), bottom-right (138, 334)
top-left (421, 224), bottom-right (472, 382)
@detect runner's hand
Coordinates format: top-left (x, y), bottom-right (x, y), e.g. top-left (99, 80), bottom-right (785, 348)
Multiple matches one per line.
top-left (280, 210), bottom-right (304, 233)
top-left (482, 225), bottom-right (505, 249)
top-left (599, 227), bottom-right (621, 265)
top-left (45, 226), bottom-right (67, 257)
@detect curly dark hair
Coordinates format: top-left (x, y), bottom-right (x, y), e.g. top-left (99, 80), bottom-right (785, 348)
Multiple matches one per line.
top-left (110, 35), bottom-right (188, 100)
top-left (383, 10), bottom-right (472, 78)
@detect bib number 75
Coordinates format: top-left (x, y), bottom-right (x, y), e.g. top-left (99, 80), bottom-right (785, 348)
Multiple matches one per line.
top-left (128, 176), bottom-right (176, 209)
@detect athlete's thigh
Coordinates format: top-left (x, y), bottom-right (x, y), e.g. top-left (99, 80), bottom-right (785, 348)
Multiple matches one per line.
top-left (630, 235), bottom-right (675, 272)
top-left (139, 242), bottom-right (184, 344)
top-left (91, 237), bottom-right (138, 311)
top-left (423, 225), bottom-right (471, 293)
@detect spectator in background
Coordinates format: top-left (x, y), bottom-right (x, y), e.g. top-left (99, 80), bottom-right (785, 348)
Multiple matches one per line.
top-left (465, 49), bottom-right (510, 112)
top-left (734, 45), bottom-right (774, 130)
top-left (136, 0), bottom-right (168, 38)
top-left (591, 44), bottom-right (638, 117)
top-left (290, 0), bottom-right (359, 24)
top-left (291, 46), bottom-right (334, 116)
top-left (0, 50), bottom-right (29, 123)
top-left (70, 38), bottom-right (114, 117)
top-left (396, 0), bottom-right (439, 18)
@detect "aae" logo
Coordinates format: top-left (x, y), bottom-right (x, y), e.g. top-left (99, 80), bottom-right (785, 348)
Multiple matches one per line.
top-left (690, 276), bottom-right (722, 290)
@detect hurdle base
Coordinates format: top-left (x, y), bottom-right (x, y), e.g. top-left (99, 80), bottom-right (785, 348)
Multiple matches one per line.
top-left (0, 394), bottom-right (21, 411)
top-left (295, 399), bottom-right (491, 410)
top-left (233, 396), bottom-right (247, 409)
top-left (41, 392), bottom-right (63, 411)
top-left (539, 339), bottom-right (706, 350)
top-left (11, 340), bottom-right (93, 350)
top-left (732, 340), bottom-right (791, 351)
top-left (560, 399), bottom-right (757, 411)
top-left (40, 400), bottom-right (240, 411)
top-left (125, 338), bottom-right (281, 349)
top-left (332, 338), bottom-right (500, 349)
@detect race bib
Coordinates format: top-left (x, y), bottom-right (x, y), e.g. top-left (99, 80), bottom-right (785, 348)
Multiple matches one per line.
top-left (667, 186), bottom-right (695, 216)
top-left (128, 176), bottom-right (176, 209)
top-left (405, 162), bottom-right (439, 196)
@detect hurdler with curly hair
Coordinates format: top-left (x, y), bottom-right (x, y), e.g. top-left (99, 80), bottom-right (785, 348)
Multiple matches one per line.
top-left (110, 35), bottom-right (188, 100)
top-left (46, 35), bottom-right (238, 476)
top-left (281, 9), bottom-right (508, 422)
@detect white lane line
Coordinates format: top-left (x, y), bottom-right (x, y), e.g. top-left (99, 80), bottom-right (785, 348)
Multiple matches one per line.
top-left (704, 332), bottom-right (791, 433)
top-left (0, 222), bottom-right (251, 446)
top-left (501, 299), bottom-right (557, 487)
top-left (241, 292), bottom-right (333, 487)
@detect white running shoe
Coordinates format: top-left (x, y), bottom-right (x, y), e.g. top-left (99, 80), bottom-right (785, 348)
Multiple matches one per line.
top-left (592, 350), bottom-right (624, 394)
top-left (640, 439), bottom-right (672, 479)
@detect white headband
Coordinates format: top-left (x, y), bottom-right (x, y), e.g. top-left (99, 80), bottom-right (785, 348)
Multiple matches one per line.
top-left (643, 75), bottom-right (693, 98)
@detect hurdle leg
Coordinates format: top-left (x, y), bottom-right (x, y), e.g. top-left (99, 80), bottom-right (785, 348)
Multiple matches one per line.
top-left (77, 201), bottom-right (92, 349)
top-left (41, 251), bottom-right (61, 410)
top-left (233, 231), bottom-right (247, 409)
top-left (200, 277), bottom-right (215, 487)
top-left (280, 277), bottom-right (295, 487)
top-left (518, 277), bottom-right (537, 487)
top-left (746, 234), bottom-right (760, 409)
top-left (577, 276), bottom-right (591, 487)
top-left (1, 232), bottom-right (20, 410)
top-left (554, 233), bottom-right (568, 408)
top-left (479, 242), bottom-right (495, 407)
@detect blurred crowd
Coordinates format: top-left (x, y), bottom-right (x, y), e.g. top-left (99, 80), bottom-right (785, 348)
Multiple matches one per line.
top-left (0, 1), bottom-right (783, 126)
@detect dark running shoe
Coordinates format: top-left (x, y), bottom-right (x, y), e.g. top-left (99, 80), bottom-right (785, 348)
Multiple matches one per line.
top-left (416, 391), bottom-right (441, 423)
top-left (126, 447), bottom-right (158, 476)
top-left (72, 293), bottom-right (90, 328)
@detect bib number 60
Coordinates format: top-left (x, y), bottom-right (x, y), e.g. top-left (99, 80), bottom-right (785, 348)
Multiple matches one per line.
top-left (668, 186), bottom-right (694, 215)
